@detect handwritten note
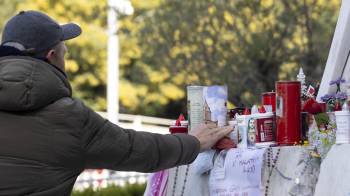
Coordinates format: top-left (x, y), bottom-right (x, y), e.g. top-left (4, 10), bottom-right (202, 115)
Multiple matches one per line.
top-left (209, 148), bottom-right (266, 196)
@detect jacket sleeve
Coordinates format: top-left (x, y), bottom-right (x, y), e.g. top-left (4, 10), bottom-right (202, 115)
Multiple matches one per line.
top-left (81, 104), bottom-right (200, 172)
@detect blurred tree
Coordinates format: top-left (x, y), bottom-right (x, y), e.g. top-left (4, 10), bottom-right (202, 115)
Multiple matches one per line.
top-left (0, 0), bottom-right (22, 34)
top-left (16, 0), bottom-right (109, 110)
top-left (1, 0), bottom-right (341, 118)
top-left (13, 0), bottom-right (164, 115)
top-left (137, 0), bottom-right (340, 113)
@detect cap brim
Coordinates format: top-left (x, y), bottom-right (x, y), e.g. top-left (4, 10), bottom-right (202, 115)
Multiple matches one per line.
top-left (61, 23), bottom-right (82, 41)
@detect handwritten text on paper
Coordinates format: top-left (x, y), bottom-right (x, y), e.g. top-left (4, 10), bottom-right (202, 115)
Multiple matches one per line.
top-left (209, 148), bottom-right (265, 196)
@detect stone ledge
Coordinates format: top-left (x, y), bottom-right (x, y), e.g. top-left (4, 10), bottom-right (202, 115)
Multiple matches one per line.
top-left (166, 146), bottom-right (321, 196)
top-left (314, 144), bottom-right (350, 196)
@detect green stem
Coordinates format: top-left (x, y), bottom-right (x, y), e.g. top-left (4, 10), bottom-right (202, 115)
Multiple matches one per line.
top-left (337, 84), bottom-right (340, 93)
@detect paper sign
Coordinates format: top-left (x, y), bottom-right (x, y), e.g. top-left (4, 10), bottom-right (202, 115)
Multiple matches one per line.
top-left (209, 148), bottom-right (265, 196)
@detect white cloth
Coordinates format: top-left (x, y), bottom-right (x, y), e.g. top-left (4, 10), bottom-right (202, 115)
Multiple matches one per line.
top-left (192, 150), bottom-right (216, 174)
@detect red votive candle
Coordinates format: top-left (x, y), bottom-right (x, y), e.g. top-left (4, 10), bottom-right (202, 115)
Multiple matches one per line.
top-left (262, 92), bottom-right (276, 112)
top-left (169, 121), bottom-right (188, 134)
top-left (276, 81), bottom-right (301, 146)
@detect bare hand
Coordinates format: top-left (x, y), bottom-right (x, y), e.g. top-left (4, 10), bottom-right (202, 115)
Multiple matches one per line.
top-left (189, 122), bottom-right (233, 152)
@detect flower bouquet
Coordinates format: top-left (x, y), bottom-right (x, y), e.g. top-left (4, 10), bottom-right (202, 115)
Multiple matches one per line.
top-left (308, 112), bottom-right (336, 160)
top-left (320, 78), bottom-right (347, 111)
top-left (304, 78), bottom-right (347, 159)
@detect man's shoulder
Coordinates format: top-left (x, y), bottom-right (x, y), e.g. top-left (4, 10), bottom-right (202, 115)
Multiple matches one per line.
top-left (38, 97), bottom-right (89, 126)
top-left (45, 97), bottom-right (85, 112)
top-left (36, 97), bottom-right (106, 134)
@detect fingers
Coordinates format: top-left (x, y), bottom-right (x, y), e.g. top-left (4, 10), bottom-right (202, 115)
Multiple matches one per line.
top-left (191, 123), bottom-right (234, 151)
top-left (205, 121), bottom-right (217, 129)
top-left (212, 126), bottom-right (233, 138)
top-left (191, 123), bottom-right (232, 140)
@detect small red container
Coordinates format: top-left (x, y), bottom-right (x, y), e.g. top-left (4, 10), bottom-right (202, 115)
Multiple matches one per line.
top-left (169, 126), bottom-right (188, 134)
top-left (276, 81), bottom-right (301, 145)
top-left (254, 113), bottom-right (275, 142)
top-left (262, 92), bottom-right (276, 112)
top-left (169, 121), bottom-right (188, 134)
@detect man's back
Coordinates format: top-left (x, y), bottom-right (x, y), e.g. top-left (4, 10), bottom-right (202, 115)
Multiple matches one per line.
top-left (0, 55), bottom-right (201, 196)
top-left (0, 110), bottom-right (83, 195)
top-left (0, 56), bottom-right (84, 195)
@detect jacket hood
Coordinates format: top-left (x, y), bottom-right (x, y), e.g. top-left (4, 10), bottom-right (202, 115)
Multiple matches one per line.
top-left (0, 56), bottom-right (72, 111)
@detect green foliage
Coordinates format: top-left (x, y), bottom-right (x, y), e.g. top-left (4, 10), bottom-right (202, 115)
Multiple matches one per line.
top-left (0, 0), bottom-right (22, 33)
top-left (15, 0), bottom-right (109, 111)
top-left (1, 0), bottom-right (341, 118)
top-left (314, 113), bottom-right (330, 128)
top-left (72, 184), bottom-right (146, 196)
top-left (136, 0), bottom-right (340, 111)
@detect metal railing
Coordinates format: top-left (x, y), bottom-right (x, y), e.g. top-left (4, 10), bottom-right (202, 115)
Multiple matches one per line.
top-left (97, 112), bottom-right (173, 125)
top-left (74, 170), bottom-right (149, 191)
top-left (96, 112), bottom-right (174, 134)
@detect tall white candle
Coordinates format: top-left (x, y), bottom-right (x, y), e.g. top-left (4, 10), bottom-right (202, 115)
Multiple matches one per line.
top-left (335, 104), bottom-right (350, 144)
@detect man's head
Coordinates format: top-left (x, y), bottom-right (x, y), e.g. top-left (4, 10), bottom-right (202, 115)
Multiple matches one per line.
top-left (1, 10), bottom-right (81, 71)
top-left (45, 42), bottom-right (68, 71)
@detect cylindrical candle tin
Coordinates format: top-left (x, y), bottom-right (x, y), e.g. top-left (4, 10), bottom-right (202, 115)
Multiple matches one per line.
top-left (236, 114), bottom-right (251, 148)
top-left (252, 112), bottom-right (275, 143)
top-left (228, 120), bottom-right (238, 145)
top-left (262, 92), bottom-right (276, 112)
top-left (276, 81), bottom-right (301, 145)
top-left (335, 110), bottom-right (350, 144)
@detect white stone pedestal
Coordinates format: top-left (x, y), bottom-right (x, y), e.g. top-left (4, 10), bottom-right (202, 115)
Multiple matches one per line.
top-left (165, 146), bottom-right (320, 196)
top-left (314, 144), bottom-right (350, 196)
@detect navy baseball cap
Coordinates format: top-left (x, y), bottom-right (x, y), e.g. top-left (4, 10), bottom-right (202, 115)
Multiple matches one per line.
top-left (1, 10), bottom-right (82, 53)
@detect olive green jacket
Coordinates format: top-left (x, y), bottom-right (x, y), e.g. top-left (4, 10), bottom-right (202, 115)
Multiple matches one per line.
top-left (0, 56), bottom-right (199, 196)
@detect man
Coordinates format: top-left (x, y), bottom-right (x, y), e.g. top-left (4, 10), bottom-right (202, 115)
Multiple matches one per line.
top-left (0, 11), bottom-right (232, 196)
